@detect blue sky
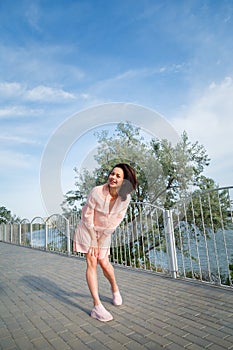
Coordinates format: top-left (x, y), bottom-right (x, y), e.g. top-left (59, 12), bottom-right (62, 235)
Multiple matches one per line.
top-left (1, 0), bottom-right (233, 218)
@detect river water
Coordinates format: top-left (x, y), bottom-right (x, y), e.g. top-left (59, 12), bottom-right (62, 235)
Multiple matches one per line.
top-left (151, 229), bottom-right (233, 281)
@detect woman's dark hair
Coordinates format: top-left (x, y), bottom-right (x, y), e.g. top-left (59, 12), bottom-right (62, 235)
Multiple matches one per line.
top-left (109, 163), bottom-right (138, 201)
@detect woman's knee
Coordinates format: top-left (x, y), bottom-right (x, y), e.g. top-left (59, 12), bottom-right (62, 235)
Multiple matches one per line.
top-left (99, 257), bottom-right (111, 271)
top-left (86, 253), bottom-right (98, 269)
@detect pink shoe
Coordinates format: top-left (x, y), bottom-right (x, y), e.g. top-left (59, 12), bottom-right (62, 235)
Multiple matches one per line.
top-left (112, 290), bottom-right (122, 306)
top-left (91, 304), bottom-right (113, 322)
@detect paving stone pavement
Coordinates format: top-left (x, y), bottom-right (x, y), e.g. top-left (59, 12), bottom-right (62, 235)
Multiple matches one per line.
top-left (0, 242), bottom-right (233, 350)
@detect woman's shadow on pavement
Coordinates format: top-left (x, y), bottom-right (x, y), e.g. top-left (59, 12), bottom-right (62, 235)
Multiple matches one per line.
top-left (20, 275), bottom-right (91, 315)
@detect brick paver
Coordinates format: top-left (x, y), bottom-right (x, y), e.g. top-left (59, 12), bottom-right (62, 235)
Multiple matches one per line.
top-left (0, 243), bottom-right (232, 349)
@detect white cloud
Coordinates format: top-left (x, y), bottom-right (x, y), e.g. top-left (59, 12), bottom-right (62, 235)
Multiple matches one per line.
top-left (0, 105), bottom-right (43, 118)
top-left (26, 85), bottom-right (76, 102)
top-left (0, 134), bottom-right (39, 145)
top-left (172, 76), bottom-right (233, 186)
top-left (114, 64), bottom-right (184, 81)
top-left (0, 82), bottom-right (24, 97)
top-left (25, 2), bottom-right (41, 32)
top-left (0, 81), bottom-right (77, 103)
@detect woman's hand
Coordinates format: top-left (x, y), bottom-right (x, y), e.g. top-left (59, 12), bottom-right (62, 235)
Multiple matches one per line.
top-left (88, 246), bottom-right (99, 257)
top-left (88, 238), bottom-right (99, 257)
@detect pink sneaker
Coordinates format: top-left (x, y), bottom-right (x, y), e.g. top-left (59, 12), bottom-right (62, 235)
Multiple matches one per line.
top-left (91, 304), bottom-right (113, 322)
top-left (112, 290), bottom-right (122, 306)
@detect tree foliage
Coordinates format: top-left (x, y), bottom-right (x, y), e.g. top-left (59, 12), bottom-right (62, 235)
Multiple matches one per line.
top-left (63, 122), bottom-right (211, 212)
top-left (0, 206), bottom-right (20, 224)
top-left (150, 131), bottom-right (210, 208)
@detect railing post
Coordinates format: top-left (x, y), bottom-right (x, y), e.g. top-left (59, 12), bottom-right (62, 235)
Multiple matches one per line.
top-left (66, 219), bottom-right (71, 257)
top-left (19, 223), bottom-right (22, 245)
top-left (164, 210), bottom-right (178, 278)
top-left (45, 222), bottom-right (48, 251)
top-left (0, 225), bottom-right (2, 242)
top-left (30, 222), bottom-right (33, 247)
top-left (10, 223), bottom-right (13, 243)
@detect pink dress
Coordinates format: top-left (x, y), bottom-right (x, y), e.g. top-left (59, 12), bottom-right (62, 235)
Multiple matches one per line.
top-left (73, 183), bottom-right (130, 259)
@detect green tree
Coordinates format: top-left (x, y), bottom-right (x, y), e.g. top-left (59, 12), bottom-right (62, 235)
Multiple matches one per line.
top-left (150, 131), bottom-right (210, 208)
top-left (62, 168), bottom-right (96, 215)
top-left (0, 206), bottom-right (20, 224)
top-left (63, 123), bottom-right (210, 211)
top-left (63, 122), bottom-right (164, 212)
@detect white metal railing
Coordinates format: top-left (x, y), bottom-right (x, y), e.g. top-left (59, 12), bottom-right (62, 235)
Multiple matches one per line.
top-left (0, 186), bottom-right (232, 287)
top-left (109, 203), bottom-right (178, 278)
top-left (0, 214), bottom-right (70, 255)
top-left (172, 186), bottom-right (233, 287)
top-left (111, 203), bottom-right (167, 273)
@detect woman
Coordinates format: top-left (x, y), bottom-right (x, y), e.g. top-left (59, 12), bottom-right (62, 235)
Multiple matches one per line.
top-left (73, 163), bottom-right (137, 322)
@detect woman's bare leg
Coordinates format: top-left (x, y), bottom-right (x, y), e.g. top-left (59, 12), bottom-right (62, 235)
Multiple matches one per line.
top-left (99, 256), bottom-right (119, 292)
top-left (86, 252), bottom-right (114, 321)
top-left (86, 252), bottom-right (101, 306)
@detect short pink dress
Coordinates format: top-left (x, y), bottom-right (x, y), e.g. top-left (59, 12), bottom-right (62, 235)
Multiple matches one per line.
top-left (73, 183), bottom-right (130, 259)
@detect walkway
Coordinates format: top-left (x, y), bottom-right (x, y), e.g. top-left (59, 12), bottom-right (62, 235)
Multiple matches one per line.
top-left (0, 243), bottom-right (232, 350)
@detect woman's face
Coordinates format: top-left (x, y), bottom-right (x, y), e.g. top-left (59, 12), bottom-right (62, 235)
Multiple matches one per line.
top-left (108, 167), bottom-right (124, 190)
